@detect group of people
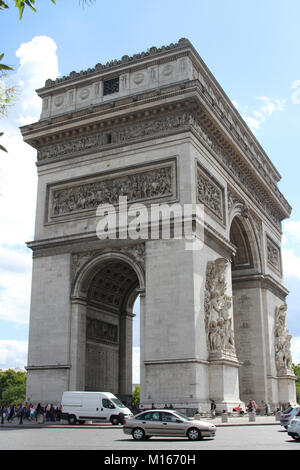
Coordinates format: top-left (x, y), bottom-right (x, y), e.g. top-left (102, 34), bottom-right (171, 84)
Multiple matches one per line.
top-left (210, 399), bottom-right (271, 417)
top-left (0, 403), bottom-right (62, 423)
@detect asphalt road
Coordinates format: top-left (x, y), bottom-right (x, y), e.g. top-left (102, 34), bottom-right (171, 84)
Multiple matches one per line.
top-left (1, 424), bottom-right (299, 451)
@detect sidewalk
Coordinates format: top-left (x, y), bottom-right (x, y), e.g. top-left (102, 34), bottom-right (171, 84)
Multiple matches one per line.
top-left (0, 415), bottom-right (281, 429)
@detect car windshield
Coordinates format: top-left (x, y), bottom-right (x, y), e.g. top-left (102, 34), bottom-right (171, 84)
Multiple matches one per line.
top-left (111, 398), bottom-right (126, 408)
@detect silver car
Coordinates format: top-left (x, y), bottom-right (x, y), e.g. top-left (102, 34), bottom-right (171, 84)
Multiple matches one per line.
top-left (123, 409), bottom-right (216, 441)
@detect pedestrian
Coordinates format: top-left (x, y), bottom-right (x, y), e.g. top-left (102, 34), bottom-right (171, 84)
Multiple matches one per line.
top-left (50, 404), bottom-right (56, 422)
top-left (252, 400), bottom-right (258, 413)
top-left (45, 403), bottom-right (51, 422)
top-left (169, 404), bottom-right (173, 409)
top-left (210, 400), bottom-right (216, 418)
top-left (29, 405), bottom-right (35, 421)
top-left (7, 404), bottom-right (15, 422)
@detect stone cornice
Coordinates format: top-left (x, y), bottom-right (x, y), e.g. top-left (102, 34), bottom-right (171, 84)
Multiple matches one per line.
top-left (232, 273), bottom-right (289, 300)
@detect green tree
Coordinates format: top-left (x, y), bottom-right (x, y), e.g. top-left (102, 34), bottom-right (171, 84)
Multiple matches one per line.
top-left (132, 385), bottom-right (140, 407)
top-left (0, 369), bottom-right (26, 406)
top-left (2, 383), bottom-right (26, 406)
top-left (293, 364), bottom-right (300, 403)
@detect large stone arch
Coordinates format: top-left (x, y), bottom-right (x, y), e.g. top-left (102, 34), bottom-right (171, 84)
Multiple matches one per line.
top-left (69, 250), bottom-right (145, 402)
top-left (23, 39), bottom-right (296, 410)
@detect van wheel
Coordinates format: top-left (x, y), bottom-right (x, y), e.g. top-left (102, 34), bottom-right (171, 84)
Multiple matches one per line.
top-left (68, 415), bottom-right (77, 425)
top-left (132, 427), bottom-right (145, 441)
top-left (110, 416), bottom-right (120, 425)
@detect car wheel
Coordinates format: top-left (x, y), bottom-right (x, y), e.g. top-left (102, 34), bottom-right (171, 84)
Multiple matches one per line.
top-left (132, 427), bottom-right (145, 441)
top-left (291, 435), bottom-right (300, 441)
top-left (187, 428), bottom-right (202, 441)
top-left (78, 420), bottom-right (85, 425)
top-left (110, 416), bottom-right (120, 425)
top-left (68, 415), bottom-right (77, 425)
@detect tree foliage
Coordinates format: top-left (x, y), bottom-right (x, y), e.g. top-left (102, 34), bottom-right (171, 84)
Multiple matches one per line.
top-left (0, 369), bottom-right (26, 406)
top-left (293, 364), bottom-right (300, 403)
top-left (132, 385), bottom-right (140, 406)
top-left (0, 0), bottom-right (94, 152)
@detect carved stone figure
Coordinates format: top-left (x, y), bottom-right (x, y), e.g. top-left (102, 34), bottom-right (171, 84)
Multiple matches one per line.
top-left (274, 304), bottom-right (293, 372)
top-left (204, 258), bottom-right (235, 355)
top-left (50, 165), bottom-right (173, 218)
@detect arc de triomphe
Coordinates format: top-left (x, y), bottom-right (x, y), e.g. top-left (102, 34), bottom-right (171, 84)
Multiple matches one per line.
top-left (21, 38), bottom-right (296, 412)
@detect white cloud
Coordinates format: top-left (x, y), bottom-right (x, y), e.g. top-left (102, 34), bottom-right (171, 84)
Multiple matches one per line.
top-left (283, 220), bottom-right (300, 244)
top-left (291, 336), bottom-right (300, 365)
top-left (234, 95), bottom-right (286, 134)
top-left (281, 220), bottom-right (300, 280)
top-left (282, 249), bottom-right (300, 280)
top-left (0, 36), bottom-right (59, 328)
top-left (0, 340), bottom-right (28, 370)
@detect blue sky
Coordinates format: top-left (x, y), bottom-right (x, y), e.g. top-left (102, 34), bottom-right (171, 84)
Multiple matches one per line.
top-left (0, 0), bottom-right (300, 376)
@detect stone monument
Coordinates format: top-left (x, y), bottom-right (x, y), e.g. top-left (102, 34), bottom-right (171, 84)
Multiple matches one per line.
top-left (21, 38), bottom-right (296, 412)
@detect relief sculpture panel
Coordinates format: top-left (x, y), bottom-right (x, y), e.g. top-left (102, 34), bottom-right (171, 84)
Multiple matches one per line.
top-left (197, 163), bottom-right (225, 224)
top-left (47, 160), bottom-right (176, 222)
top-left (204, 258), bottom-right (236, 358)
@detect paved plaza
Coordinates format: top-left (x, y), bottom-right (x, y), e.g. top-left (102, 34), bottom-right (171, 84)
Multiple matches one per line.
top-left (1, 419), bottom-right (299, 451)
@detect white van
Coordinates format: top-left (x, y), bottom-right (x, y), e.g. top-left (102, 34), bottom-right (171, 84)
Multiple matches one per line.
top-left (61, 391), bottom-right (133, 425)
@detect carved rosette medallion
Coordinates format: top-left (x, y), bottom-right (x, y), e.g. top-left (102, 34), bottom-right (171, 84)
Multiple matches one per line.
top-left (274, 304), bottom-right (293, 374)
top-left (204, 258), bottom-right (236, 359)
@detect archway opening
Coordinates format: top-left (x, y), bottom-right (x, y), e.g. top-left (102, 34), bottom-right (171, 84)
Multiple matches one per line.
top-left (84, 258), bottom-right (140, 405)
top-left (230, 216), bottom-right (256, 404)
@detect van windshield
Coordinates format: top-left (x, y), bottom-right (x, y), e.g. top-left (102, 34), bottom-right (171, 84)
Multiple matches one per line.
top-left (111, 398), bottom-right (126, 408)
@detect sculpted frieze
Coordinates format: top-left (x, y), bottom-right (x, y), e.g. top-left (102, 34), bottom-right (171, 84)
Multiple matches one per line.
top-left (38, 112), bottom-right (192, 162)
top-left (48, 162), bottom-right (175, 220)
top-left (86, 317), bottom-right (118, 344)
